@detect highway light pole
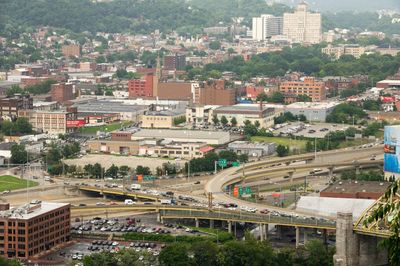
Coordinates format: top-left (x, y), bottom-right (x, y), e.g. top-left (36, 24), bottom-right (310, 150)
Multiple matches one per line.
top-left (314, 137), bottom-right (317, 160)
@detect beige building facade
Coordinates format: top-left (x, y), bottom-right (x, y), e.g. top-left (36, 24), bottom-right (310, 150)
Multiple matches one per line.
top-left (18, 110), bottom-right (76, 134)
top-left (322, 44), bottom-right (366, 59)
top-left (283, 2), bottom-right (321, 44)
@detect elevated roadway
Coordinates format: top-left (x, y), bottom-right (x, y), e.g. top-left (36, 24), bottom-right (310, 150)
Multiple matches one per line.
top-left (71, 204), bottom-right (336, 230)
top-left (205, 145), bottom-right (383, 216)
top-left (77, 186), bottom-right (163, 201)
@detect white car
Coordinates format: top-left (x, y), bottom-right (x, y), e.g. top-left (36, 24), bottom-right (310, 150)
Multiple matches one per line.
top-left (96, 202), bottom-right (105, 206)
top-left (112, 241), bottom-right (119, 246)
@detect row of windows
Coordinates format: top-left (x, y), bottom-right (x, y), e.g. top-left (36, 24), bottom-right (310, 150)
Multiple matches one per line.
top-left (145, 117), bottom-right (168, 121)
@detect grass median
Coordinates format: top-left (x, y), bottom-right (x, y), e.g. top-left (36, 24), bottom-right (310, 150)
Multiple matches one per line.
top-left (0, 175), bottom-right (38, 192)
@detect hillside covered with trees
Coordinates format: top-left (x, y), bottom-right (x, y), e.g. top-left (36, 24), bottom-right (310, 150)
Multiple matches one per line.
top-left (0, 0), bottom-right (398, 36)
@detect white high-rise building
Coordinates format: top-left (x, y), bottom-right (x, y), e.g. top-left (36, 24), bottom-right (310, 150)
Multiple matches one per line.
top-left (252, 14), bottom-right (283, 41)
top-left (283, 1), bottom-right (321, 44)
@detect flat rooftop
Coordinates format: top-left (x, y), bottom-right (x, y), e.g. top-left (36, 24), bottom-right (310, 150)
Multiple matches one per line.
top-left (228, 141), bottom-right (275, 149)
top-left (286, 102), bottom-right (340, 110)
top-left (322, 180), bottom-right (390, 194)
top-left (74, 100), bottom-right (148, 113)
top-left (0, 202), bottom-right (69, 220)
top-left (131, 129), bottom-right (230, 140)
top-left (215, 104), bottom-right (274, 113)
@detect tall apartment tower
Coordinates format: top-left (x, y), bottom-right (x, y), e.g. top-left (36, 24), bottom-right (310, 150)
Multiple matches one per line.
top-left (252, 14), bottom-right (283, 41)
top-left (283, 1), bottom-right (321, 44)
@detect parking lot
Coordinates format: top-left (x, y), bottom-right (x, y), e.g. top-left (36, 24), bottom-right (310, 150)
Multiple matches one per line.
top-left (71, 215), bottom-right (208, 237)
top-left (273, 122), bottom-right (351, 138)
top-left (44, 240), bottom-right (162, 264)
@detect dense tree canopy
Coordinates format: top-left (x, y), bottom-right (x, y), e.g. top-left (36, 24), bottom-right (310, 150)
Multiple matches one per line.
top-left (195, 46), bottom-right (400, 82)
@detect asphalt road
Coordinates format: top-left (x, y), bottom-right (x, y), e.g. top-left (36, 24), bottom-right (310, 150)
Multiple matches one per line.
top-left (205, 145), bottom-right (383, 216)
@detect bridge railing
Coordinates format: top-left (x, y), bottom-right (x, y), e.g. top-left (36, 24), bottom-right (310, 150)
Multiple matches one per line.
top-left (160, 209), bottom-right (336, 229)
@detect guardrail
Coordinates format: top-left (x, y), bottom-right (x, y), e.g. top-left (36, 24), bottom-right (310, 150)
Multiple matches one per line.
top-left (160, 209), bottom-right (336, 229)
top-left (78, 186), bottom-right (163, 201)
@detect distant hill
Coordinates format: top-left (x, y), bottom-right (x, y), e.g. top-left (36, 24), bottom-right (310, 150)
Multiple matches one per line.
top-left (277, 0), bottom-right (400, 12)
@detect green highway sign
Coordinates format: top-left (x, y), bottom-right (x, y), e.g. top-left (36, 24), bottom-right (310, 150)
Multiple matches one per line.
top-left (232, 162), bottom-right (240, 167)
top-left (218, 159), bottom-right (227, 167)
top-left (245, 187), bottom-right (252, 194)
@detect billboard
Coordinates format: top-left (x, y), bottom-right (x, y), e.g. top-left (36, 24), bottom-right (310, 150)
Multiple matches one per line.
top-left (384, 126), bottom-right (400, 174)
top-left (66, 120), bottom-right (86, 128)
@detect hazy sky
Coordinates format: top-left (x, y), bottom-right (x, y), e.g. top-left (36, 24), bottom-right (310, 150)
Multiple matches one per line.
top-left (278, 0), bottom-right (400, 12)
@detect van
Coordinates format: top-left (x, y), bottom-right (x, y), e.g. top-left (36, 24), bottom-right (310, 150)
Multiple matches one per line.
top-left (130, 184), bottom-right (141, 190)
top-left (124, 199), bottom-right (135, 205)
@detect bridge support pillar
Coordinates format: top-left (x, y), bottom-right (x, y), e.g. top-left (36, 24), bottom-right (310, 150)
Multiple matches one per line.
top-left (323, 229), bottom-right (328, 246)
top-left (295, 227), bottom-right (300, 248)
top-left (228, 221), bottom-right (232, 234)
top-left (195, 218), bottom-right (199, 228)
top-left (263, 224), bottom-right (268, 240)
top-left (156, 212), bottom-right (161, 223)
top-left (359, 235), bottom-right (387, 266)
top-left (209, 220), bottom-right (214, 229)
top-left (303, 228), bottom-right (308, 245)
top-left (288, 171), bottom-right (295, 183)
top-left (333, 213), bottom-right (359, 266)
top-left (328, 166), bottom-right (334, 180)
top-left (259, 224), bottom-right (264, 241)
top-left (276, 225), bottom-right (283, 240)
top-left (355, 165), bottom-right (360, 176)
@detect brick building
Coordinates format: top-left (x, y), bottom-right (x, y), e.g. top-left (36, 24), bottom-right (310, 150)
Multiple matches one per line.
top-left (163, 54), bottom-right (186, 71)
top-left (279, 77), bottom-right (326, 102)
top-left (61, 44), bottom-right (81, 57)
top-left (156, 82), bottom-right (193, 100)
top-left (0, 95), bottom-right (33, 117)
top-left (20, 77), bottom-right (50, 88)
top-left (0, 202), bottom-right (70, 259)
top-left (51, 83), bottom-right (74, 103)
top-left (128, 74), bottom-right (154, 98)
top-left (195, 80), bottom-right (236, 106)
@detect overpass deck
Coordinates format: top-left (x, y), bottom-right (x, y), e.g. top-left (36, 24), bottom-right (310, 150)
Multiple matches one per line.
top-left (77, 186), bottom-right (162, 201)
top-left (71, 205), bottom-right (336, 230)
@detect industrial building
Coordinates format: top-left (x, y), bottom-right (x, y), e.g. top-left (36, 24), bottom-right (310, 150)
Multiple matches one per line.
top-left (131, 129), bottom-right (231, 145)
top-left (140, 108), bottom-right (186, 129)
top-left (284, 102), bottom-right (339, 122)
top-left (186, 105), bottom-right (220, 125)
top-left (18, 109), bottom-right (78, 135)
top-left (213, 104), bottom-right (276, 128)
top-left (320, 180), bottom-right (390, 200)
top-left (73, 99), bottom-right (148, 121)
top-left (88, 132), bottom-right (140, 155)
top-left (228, 141), bottom-right (276, 157)
top-left (0, 202), bottom-right (70, 259)
top-left (139, 141), bottom-right (214, 159)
